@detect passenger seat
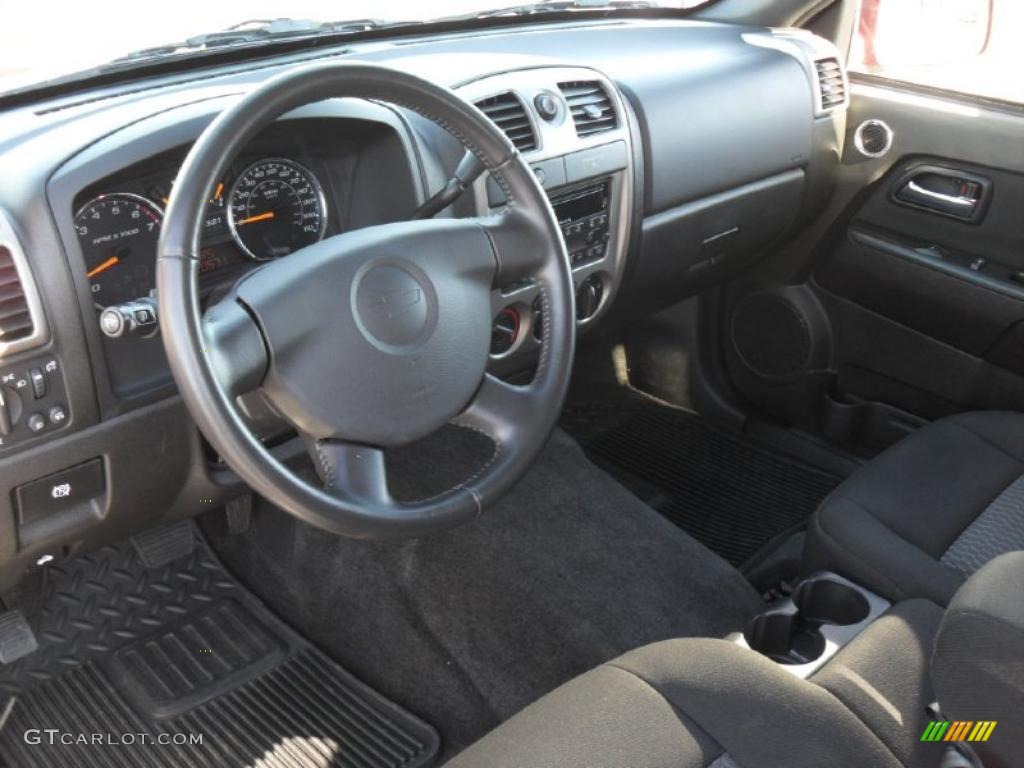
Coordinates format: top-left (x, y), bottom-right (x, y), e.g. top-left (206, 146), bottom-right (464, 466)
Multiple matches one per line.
top-left (804, 411), bottom-right (1024, 605)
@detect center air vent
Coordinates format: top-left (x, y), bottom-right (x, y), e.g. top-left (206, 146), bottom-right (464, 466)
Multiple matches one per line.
top-left (474, 92), bottom-right (537, 152)
top-left (0, 246), bottom-right (34, 344)
top-left (558, 81), bottom-right (617, 137)
top-left (814, 58), bottom-right (847, 111)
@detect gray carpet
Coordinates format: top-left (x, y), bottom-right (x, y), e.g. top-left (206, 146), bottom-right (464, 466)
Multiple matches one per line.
top-left (203, 428), bottom-right (763, 760)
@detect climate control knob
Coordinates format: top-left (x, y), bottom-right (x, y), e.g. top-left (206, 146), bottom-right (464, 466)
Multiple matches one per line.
top-left (575, 275), bottom-right (604, 321)
top-left (490, 307), bottom-right (520, 356)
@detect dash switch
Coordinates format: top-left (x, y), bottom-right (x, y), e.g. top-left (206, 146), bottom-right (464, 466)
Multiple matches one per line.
top-left (15, 459), bottom-right (105, 528)
top-left (29, 368), bottom-right (46, 399)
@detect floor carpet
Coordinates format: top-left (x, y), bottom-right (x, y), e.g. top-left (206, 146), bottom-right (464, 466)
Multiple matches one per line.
top-left (203, 427), bottom-right (764, 761)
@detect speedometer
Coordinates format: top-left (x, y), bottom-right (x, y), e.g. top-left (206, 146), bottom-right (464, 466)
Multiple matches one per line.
top-left (227, 158), bottom-right (327, 261)
top-left (74, 193), bottom-right (163, 307)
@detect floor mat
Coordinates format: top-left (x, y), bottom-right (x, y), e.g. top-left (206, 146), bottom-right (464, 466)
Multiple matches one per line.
top-left (565, 396), bottom-right (841, 567)
top-left (204, 428), bottom-right (764, 760)
top-left (0, 522), bottom-right (439, 768)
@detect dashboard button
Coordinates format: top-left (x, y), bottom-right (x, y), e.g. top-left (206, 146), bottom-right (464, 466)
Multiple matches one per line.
top-left (15, 459), bottom-right (105, 528)
top-left (30, 368), bottom-right (46, 399)
top-left (27, 413), bottom-right (45, 433)
top-left (48, 406), bottom-right (67, 426)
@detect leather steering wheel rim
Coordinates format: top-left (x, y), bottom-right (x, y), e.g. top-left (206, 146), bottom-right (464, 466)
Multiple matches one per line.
top-left (157, 62), bottom-right (575, 539)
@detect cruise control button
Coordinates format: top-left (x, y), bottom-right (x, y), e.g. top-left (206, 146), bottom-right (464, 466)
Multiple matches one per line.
top-left (27, 413), bottom-right (45, 433)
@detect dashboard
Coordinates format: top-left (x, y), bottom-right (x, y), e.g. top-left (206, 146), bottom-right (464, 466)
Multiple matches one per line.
top-left (0, 18), bottom-right (848, 588)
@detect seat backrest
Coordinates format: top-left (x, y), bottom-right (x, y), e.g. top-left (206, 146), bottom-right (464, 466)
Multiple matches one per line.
top-left (932, 551), bottom-right (1024, 767)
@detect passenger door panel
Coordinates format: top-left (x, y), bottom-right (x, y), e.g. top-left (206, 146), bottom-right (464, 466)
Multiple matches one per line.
top-left (723, 81), bottom-right (1024, 454)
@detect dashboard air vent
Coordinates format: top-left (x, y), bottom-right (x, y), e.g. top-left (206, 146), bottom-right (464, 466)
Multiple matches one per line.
top-left (474, 92), bottom-right (537, 152)
top-left (815, 58), bottom-right (846, 111)
top-left (0, 246), bottom-right (34, 344)
top-left (558, 81), bottom-right (617, 137)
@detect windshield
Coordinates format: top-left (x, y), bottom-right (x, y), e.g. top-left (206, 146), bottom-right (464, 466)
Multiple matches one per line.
top-left (0, 0), bottom-right (708, 98)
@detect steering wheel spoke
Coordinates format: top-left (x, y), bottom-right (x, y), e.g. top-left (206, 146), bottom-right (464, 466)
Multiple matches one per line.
top-left (480, 208), bottom-right (557, 286)
top-left (200, 298), bottom-right (268, 396)
top-left (306, 438), bottom-right (392, 506)
top-left (455, 374), bottom-right (538, 444)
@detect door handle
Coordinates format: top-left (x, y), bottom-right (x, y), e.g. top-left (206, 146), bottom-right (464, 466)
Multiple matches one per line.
top-left (891, 166), bottom-right (991, 223)
top-left (903, 179), bottom-right (978, 211)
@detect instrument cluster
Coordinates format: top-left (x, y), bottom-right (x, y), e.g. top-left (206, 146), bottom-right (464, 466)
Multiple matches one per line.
top-left (73, 157), bottom-right (329, 309)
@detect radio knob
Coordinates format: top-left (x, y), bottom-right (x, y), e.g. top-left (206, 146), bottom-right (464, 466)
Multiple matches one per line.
top-left (576, 276), bottom-right (604, 321)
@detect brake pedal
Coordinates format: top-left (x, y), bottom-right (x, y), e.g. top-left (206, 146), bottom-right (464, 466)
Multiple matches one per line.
top-left (131, 520), bottom-right (196, 568)
top-left (0, 610), bottom-right (37, 664)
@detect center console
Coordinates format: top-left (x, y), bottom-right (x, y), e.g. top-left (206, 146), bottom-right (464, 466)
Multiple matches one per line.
top-left (456, 67), bottom-right (635, 371)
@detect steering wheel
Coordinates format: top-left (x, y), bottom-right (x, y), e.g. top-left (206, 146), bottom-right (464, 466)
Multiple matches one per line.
top-left (157, 63), bottom-right (575, 539)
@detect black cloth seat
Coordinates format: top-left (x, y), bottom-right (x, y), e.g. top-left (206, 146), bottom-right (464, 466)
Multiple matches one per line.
top-left (445, 636), bottom-right (908, 768)
top-left (446, 554), bottom-right (1023, 768)
top-left (803, 410), bottom-right (1024, 605)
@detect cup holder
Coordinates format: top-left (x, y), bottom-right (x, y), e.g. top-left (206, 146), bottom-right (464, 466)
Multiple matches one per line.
top-left (744, 576), bottom-right (871, 665)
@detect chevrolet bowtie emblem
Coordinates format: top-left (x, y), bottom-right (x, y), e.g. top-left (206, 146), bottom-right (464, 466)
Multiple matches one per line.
top-left (368, 287), bottom-right (422, 318)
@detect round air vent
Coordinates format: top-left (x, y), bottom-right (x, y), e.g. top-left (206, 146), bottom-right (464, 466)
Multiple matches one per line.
top-left (854, 119), bottom-right (894, 159)
top-left (730, 292), bottom-right (813, 380)
top-left (490, 307), bottom-right (520, 357)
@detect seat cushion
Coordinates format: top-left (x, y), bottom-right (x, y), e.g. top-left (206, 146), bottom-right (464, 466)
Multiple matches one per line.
top-left (445, 638), bottom-right (903, 768)
top-left (804, 411), bottom-right (1024, 605)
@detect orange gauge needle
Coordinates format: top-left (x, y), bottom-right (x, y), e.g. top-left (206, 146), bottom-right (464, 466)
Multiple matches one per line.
top-left (214, 182), bottom-right (224, 200)
top-left (87, 256), bottom-right (120, 279)
top-left (237, 211), bottom-right (274, 226)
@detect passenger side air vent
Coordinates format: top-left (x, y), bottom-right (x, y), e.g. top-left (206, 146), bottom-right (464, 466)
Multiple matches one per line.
top-left (0, 246), bottom-right (34, 343)
top-left (814, 58), bottom-right (847, 111)
top-left (474, 92), bottom-right (538, 152)
top-left (558, 81), bottom-right (618, 138)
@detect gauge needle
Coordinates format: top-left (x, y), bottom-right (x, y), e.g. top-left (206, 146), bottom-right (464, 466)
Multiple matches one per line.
top-left (87, 256), bottom-right (120, 278)
top-left (237, 212), bottom-right (274, 226)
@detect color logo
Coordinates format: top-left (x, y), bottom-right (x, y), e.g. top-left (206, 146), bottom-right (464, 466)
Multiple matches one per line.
top-left (921, 721), bottom-right (997, 742)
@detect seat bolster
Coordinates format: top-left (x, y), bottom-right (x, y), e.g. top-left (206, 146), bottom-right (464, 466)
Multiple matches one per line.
top-left (947, 411), bottom-right (1024, 462)
top-left (804, 495), bottom-right (964, 605)
top-left (933, 552), bottom-right (1024, 768)
top-left (444, 662), bottom-right (720, 768)
top-left (610, 639), bottom-right (903, 768)
top-left (812, 599), bottom-right (944, 768)
top-left (447, 639), bottom-right (904, 768)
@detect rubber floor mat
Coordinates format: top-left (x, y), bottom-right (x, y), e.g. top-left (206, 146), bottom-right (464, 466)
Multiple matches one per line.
top-left (0, 522), bottom-right (439, 768)
top-left (568, 400), bottom-right (841, 567)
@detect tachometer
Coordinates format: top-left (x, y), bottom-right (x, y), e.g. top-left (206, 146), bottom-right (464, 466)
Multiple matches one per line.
top-left (227, 158), bottom-right (327, 261)
top-left (74, 193), bottom-right (163, 307)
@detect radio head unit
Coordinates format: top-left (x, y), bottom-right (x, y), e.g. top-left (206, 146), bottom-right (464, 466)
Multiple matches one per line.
top-left (550, 180), bottom-right (611, 269)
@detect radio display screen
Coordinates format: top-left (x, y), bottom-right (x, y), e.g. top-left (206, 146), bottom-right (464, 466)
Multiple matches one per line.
top-left (552, 185), bottom-right (606, 225)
